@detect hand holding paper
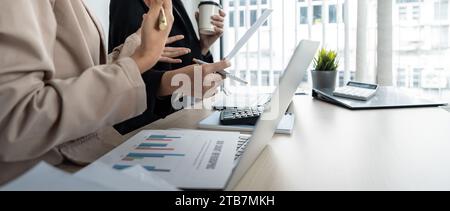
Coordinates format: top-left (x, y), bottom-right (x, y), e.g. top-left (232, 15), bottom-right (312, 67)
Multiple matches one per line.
top-left (194, 9), bottom-right (273, 84)
top-left (224, 9), bottom-right (273, 60)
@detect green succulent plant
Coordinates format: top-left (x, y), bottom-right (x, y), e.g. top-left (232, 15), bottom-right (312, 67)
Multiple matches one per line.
top-left (313, 48), bottom-right (339, 71)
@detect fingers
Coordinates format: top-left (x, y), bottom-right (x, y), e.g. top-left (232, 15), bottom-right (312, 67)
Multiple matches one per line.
top-left (211, 13), bottom-right (225, 35)
top-left (202, 60), bottom-right (231, 75)
top-left (211, 20), bottom-right (224, 28)
top-left (219, 9), bottom-right (226, 17)
top-left (162, 47), bottom-right (191, 58)
top-left (214, 27), bottom-right (223, 35)
top-left (143, 0), bottom-right (151, 8)
top-left (166, 35), bottom-right (185, 45)
top-left (162, 0), bottom-right (173, 16)
top-left (159, 57), bottom-right (182, 64)
top-left (203, 73), bottom-right (224, 98)
top-left (211, 15), bottom-right (225, 22)
top-left (141, 14), bottom-right (149, 29)
top-left (145, 0), bottom-right (164, 18)
top-left (197, 11), bottom-right (226, 23)
top-left (143, 0), bottom-right (173, 28)
top-left (164, 47), bottom-right (191, 53)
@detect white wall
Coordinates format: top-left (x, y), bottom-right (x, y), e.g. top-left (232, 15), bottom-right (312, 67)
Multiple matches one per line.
top-left (84, 0), bottom-right (110, 36)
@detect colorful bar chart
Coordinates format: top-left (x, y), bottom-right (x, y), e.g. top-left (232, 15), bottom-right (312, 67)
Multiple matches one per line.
top-left (136, 143), bottom-right (175, 151)
top-left (146, 134), bottom-right (181, 142)
top-left (122, 153), bottom-right (185, 161)
top-left (113, 164), bottom-right (171, 173)
top-left (116, 133), bottom-right (189, 174)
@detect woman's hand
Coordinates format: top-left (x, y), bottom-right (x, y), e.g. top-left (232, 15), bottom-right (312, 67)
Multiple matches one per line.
top-left (131, 0), bottom-right (174, 73)
top-left (196, 9), bottom-right (226, 55)
top-left (159, 35), bottom-right (191, 64)
top-left (158, 60), bottom-right (231, 98)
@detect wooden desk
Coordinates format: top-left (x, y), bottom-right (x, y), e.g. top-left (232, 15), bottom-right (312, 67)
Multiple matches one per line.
top-left (65, 95), bottom-right (450, 190)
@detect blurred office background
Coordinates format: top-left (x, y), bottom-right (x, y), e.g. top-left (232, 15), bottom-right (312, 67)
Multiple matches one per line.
top-left (86, 0), bottom-right (450, 103)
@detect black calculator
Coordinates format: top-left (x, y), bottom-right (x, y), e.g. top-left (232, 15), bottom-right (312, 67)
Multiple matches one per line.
top-left (219, 106), bottom-right (265, 126)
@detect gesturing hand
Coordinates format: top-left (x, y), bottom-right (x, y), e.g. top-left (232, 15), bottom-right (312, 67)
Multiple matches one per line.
top-left (131, 0), bottom-right (174, 73)
top-left (159, 35), bottom-right (191, 64)
top-left (158, 60), bottom-right (231, 98)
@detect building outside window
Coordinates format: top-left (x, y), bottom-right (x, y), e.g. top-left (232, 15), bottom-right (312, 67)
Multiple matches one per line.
top-left (222, 0), bottom-right (450, 102)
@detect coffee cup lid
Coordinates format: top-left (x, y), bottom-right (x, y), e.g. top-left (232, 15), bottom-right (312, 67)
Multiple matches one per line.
top-left (198, 1), bottom-right (223, 9)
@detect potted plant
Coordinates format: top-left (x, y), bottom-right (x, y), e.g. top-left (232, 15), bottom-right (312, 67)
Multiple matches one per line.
top-left (311, 48), bottom-right (339, 90)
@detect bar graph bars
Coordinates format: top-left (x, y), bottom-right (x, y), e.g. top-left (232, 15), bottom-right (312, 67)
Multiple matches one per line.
top-left (116, 134), bottom-right (186, 173)
top-left (122, 153), bottom-right (185, 161)
top-left (113, 164), bottom-right (171, 173)
top-left (136, 143), bottom-right (175, 151)
top-left (146, 134), bottom-right (181, 142)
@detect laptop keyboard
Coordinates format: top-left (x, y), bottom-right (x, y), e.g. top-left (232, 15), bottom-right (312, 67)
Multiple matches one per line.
top-left (235, 135), bottom-right (251, 161)
top-left (213, 94), bottom-right (272, 111)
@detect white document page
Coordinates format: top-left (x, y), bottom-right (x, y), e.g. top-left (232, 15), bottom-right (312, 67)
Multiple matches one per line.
top-left (215, 9), bottom-right (273, 84)
top-left (75, 162), bottom-right (178, 191)
top-left (0, 162), bottom-right (179, 191)
top-left (92, 130), bottom-right (239, 190)
top-left (0, 162), bottom-right (111, 191)
top-left (224, 9), bottom-right (273, 60)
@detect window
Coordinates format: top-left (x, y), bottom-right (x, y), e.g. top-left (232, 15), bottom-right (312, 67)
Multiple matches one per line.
top-left (300, 7), bottom-right (308, 24)
top-left (223, 0), bottom-right (450, 103)
top-left (239, 10), bottom-right (245, 27)
top-left (250, 10), bottom-right (257, 25)
top-left (274, 71), bottom-right (282, 86)
top-left (412, 68), bottom-right (423, 88)
top-left (229, 11), bottom-right (235, 27)
top-left (250, 71), bottom-right (259, 85)
top-left (262, 9), bottom-right (269, 26)
top-left (313, 5), bottom-right (322, 24)
top-left (397, 68), bottom-right (407, 87)
top-left (329, 5), bottom-right (337, 23)
top-left (262, 71), bottom-right (270, 86)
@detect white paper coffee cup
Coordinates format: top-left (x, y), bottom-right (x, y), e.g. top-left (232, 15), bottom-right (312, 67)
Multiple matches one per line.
top-left (198, 1), bottom-right (222, 35)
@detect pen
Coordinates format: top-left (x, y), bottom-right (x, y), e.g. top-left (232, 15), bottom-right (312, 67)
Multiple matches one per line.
top-left (158, 8), bottom-right (167, 31)
top-left (193, 58), bottom-right (249, 85)
top-left (193, 58), bottom-right (232, 96)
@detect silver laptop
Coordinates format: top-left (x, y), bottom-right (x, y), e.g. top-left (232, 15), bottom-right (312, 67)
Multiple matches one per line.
top-left (159, 40), bottom-right (318, 190)
top-left (225, 40), bottom-right (320, 190)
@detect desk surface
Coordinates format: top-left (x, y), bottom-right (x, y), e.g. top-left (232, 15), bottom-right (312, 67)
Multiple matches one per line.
top-left (68, 95), bottom-right (450, 190)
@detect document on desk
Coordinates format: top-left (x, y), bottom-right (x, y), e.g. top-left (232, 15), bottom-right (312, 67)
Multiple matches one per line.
top-left (0, 162), bottom-right (110, 191)
top-left (92, 130), bottom-right (239, 189)
top-left (76, 163), bottom-right (178, 191)
top-left (0, 162), bottom-right (178, 191)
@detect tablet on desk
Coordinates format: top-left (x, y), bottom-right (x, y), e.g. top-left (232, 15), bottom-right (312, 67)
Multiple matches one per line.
top-left (313, 87), bottom-right (448, 110)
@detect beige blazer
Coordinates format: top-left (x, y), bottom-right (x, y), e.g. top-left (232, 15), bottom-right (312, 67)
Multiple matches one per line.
top-left (0, 0), bottom-right (147, 184)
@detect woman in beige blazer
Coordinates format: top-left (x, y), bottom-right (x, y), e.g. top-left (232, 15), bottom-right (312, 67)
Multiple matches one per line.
top-left (0, 0), bottom-right (229, 185)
